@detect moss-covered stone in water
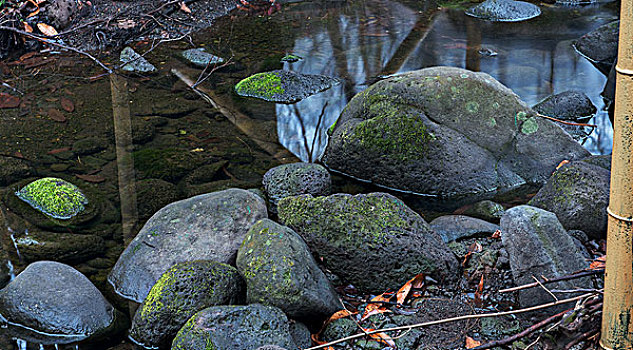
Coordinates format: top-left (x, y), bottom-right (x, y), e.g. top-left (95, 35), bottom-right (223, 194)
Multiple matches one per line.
top-left (352, 113), bottom-right (436, 161)
top-left (235, 72), bottom-right (285, 101)
top-left (15, 177), bottom-right (88, 220)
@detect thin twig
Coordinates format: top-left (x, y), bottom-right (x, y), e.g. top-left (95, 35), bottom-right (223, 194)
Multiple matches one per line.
top-left (536, 113), bottom-right (597, 128)
top-left (564, 328), bottom-right (600, 350)
top-left (304, 292), bottom-right (599, 350)
top-left (533, 275), bottom-right (558, 301)
top-left (0, 25), bottom-right (113, 74)
top-left (499, 270), bottom-right (603, 293)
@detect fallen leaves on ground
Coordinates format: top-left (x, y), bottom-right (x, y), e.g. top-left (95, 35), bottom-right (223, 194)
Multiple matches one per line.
top-left (466, 336), bottom-right (482, 348)
top-left (60, 97), bottom-right (75, 112)
top-left (47, 108), bottom-right (66, 122)
top-left (0, 93), bottom-right (20, 109)
top-left (474, 275), bottom-right (484, 307)
top-left (37, 23), bottom-right (58, 36)
top-left (396, 273), bottom-right (426, 305)
top-left (361, 293), bottom-right (392, 320)
top-left (462, 241), bottom-right (483, 266)
top-left (363, 328), bottom-right (396, 347)
top-left (589, 255), bottom-right (606, 270)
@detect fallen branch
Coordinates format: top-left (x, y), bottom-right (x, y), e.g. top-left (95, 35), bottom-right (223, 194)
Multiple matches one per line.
top-left (563, 328), bottom-right (599, 350)
top-left (499, 270), bottom-right (603, 293)
top-left (535, 113), bottom-right (597, 128)
top-left (303, 292), bottom-right (599, 350)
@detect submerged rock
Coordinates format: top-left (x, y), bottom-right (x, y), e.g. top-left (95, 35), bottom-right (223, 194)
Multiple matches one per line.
top-left (262, 162), bottom-right (331, 212)
top-left (171, 304), bottom-right (297, 350)
top-left (323, 67), bottom-right (589, 199)
top-left (12, 230), bottom-right (105, 263)
top-left (0, 155), bottom-right (34, 186)
top-left (235, 70), bottom-right (338, 103)
top-left (532, 91), bottom-right (596, 122)
top-left (0, 261), bottom-right (116, 344)
top-left (500, 206), bottom-right (592, 310)
top-left (278, 193), bottom-right (459, 293)
top-left (528, 161), bottom-right (609, 239)
top-left (237, 219), bottom-right (342, 320)
top-left (180, 48), bottom-right (224, 68)
top-left (430, 215), bottom-right (500, 243)
top-left (281, 54), bottom-right (302, 63)
top-left (15, 177), bottom-right (88, 220)
top-left (129, 261), bottom-right (244, 349)
top-left (108, 188), bottom-right (267, 303)
top-left (465, 0), bottom-right (541, 22)
top-left (120, 47), bottom-right (157, 74)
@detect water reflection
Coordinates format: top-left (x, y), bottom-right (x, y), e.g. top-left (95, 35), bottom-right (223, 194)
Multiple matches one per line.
top-left (273, 1), bottom-right (617, 161)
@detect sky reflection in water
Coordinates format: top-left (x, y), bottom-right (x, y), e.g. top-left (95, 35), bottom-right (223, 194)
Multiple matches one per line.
top-left (274, 0), bottom-right (617, 162)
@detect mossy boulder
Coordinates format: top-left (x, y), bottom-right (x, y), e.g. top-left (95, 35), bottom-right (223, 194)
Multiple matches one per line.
top-left (235, 70), bottom-right (338, 103)
top-left (528, 161), bottom-right (609, 239)
top-left (277, 193), bottom-right (459, 293)
top-left (171, 304), bottom-right (297, 350)
top-left (236, 219), bottom-right (342, 320)
top-left (129, 260), bottom-right (245, 349)
top-left (12, 229), bottom-right (105, 263)
top-left (500, 206), bottom-right (593, 311)
top-left (262, 163), bottom-right (331, 212)
top-left (465, 0), bottom-right (540, 22)
top-left (0, 261), bottom-right (116, 345)
top-left (322, 67), bottom-right (589, 200)
top-left (15, 177), bottom-right (88, 220)
top-left (109, 188), bottom-right (267, 303)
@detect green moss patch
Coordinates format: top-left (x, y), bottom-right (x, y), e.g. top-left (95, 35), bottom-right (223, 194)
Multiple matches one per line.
top-left (15, 177), bottom-right (88, 220)
top-left (235, 72), bottom-right (285, 101)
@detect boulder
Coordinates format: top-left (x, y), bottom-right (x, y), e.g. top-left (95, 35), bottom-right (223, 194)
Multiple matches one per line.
top-left (277, 193), bottom-right (459, 293)
top-left (14, 177), bottom-right (88, 220)
top-left (532, 91), bottom-right (596, 122)
top-left (500, 206), bottom-right (592, 309)
top-left (0, 261), bottom-right (116, 344)
top-left (120, 47), bottom-right (157, 74)
top-left (262, 163), bottom-right (331, 212)
top-left (108, 188), bottom-right (267, 303)
top-left (180, 48), bottom-right (224, 68)
top-left (465, 0), bottom-right (541, 22)
top-left (430, 215), bottom-right (500, 242)
top-left (462, 200), bottom-right (505, 223)
top-left (0, 155), bottom-right (34, 186)
top-left (235, 70), bottom-right (339, 103)
top-left (171, 304), bottom-right (297, 350)
top-left (574, 21), bottom-right (619, 74)
top-left (12, 230), bottom-right (105, 263)
top-left (236, 219), bottom-right (342, 320)
top-left (129, 261), bottom-right (245, 349)
top-left (322, 67), bottom-right (589, 199)
top-left (528, 161), bottom-right (609, 239)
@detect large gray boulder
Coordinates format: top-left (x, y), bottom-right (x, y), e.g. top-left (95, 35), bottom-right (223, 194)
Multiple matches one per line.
top-left (532, 90), bottom-right (597, 122)
top-left (322, 67), bottom-right (589, 200)
top-left (108, 188), bottom-right (267, 303)
top-left (237, 219), bottom-right (342, 320)
top-left (129, 260), bottom-right (245, 349)
top-left (0, 261), bottom-right (116, 344)
top-left (528, 161), bottom-right (609, 239)
top-left (500, 206), bottom-right (592, 309)
top-left (171, 304), bottom-right (297, 350)
top-left (277, 193), bottom-right (459, 293)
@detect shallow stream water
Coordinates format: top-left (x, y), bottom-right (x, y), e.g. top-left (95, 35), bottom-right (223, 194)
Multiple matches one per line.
top-left (0, 0), bottom-right (619, 348)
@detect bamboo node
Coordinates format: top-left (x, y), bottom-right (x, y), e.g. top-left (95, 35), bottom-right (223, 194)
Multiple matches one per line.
top-left (615, 65), bottom-right (633, 76)
top-left (606, 206), bottom-right (633, 223)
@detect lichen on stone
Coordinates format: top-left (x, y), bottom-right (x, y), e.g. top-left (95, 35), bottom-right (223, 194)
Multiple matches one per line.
top-left (235, 72), bottom-right (285, 100)
top-left (15, 177), bottom-right (88, 220)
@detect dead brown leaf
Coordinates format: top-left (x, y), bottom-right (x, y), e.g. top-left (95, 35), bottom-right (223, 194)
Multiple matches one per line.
top-left (47, 108), bottom-right (66, 122)
top-left (0, 93), bottom-right (20, 109)
top-left (23, 22), bottom-right (34, 33)
top-left (466, 336), bottom-right (482, 348)
top-left (37, 23), bottom-right (58, 36)
top-left (361, 293), bottom-right (392, 320)
top-left (363, 328), bottom-right (396, 348)
top-left (179, 1), bottom-right (192, 13)
top-left (589, 255), bottom-right (606, 270)
top-left (60, 97), bottom-right (75, 112)
top-left (396, 273), bottom-right (425, 305)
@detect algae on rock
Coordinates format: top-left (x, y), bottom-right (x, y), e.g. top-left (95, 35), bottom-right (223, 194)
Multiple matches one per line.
top-left (15, 177), bottom-right (88, 220)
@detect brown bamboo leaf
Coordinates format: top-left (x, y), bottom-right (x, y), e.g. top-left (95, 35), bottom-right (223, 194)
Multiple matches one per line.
top-left (75, 174), bottom-right (105, 183)
top-left (179, 1), bottom-right (192, 13)
top-left (60, 97), bottom-right (75, 112)
top-left (474, 275), bottom-right (484, 307)
top-left (27, 7), bottom-right (40, 18)
top-left (363, 328), bottom-right (396, 348)
top-left (556, 159), bottom-right (570, 170)
top-left (490, 229), bottom-right (501, 239)
top-left (47, 108), bottom-right (66, 122)
top-left (361, 294), bottom-right (392, 320)
top-left (396, 273), bottom-right (425, 305)
top-left (328, 309), bottom-right (356, 322)
top-left (589, 255), bottom-right (606, 270)
top-left (23, 22), bottom-right (33, 33)
top-left (37, 23), bottom-right (58, 36)
top-left (0, 93), bottom-right (20, 109)
top-left (466, 336), bottom-right (482, 348)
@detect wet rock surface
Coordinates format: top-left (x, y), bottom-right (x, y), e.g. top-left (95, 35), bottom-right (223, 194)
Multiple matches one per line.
top-left (171, 304), bottom-right (297, 350)
top-left (574, 20), bottom-right (619, 71)
top-left (237, 219), bottom-right (342, 320)
top-left (120, 47), bottom-right (157, 74)
top-left (0, 156), bottom-right (34, 186)
top-left (465, 0), bottom-right (541, 22)
top-left (278, 192), bottom-right (459, 293)
top-left (129, 260), bottom-right (245, 349)
top-left (528, 161), bottom-right (609, 239)
top-left (0, 261), bottom-right (115, 344)
top-left (430, 215), bottom-right (500, 242)
top-left (108, 188), bottom-right (267, 303)
top-left (462, 200), bottom-right (505, 223)
top-left (532, 90), bottom-right (597, 121)
top-left (262, 162), bottom-right (331, 212)
top-left (180, 48), bottom-right (225, 68)
top-left (500, 206), bottom-right (592, 310)
top-left (235, 70), bottom-right (339, 103)
top-left (322, 67), bottom-right (589, 199)
top-left (12, 229), bottom-right (106, 263)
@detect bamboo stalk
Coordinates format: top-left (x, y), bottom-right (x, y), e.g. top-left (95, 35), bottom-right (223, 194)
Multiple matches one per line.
top-left (600, 6), bottom-right (633, 349)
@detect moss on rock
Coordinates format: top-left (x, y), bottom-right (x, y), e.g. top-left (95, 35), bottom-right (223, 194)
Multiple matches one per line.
top-left (15, 177), bottom-right (88, 220)
top-left (235, 72), bottom-right (285, 100)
